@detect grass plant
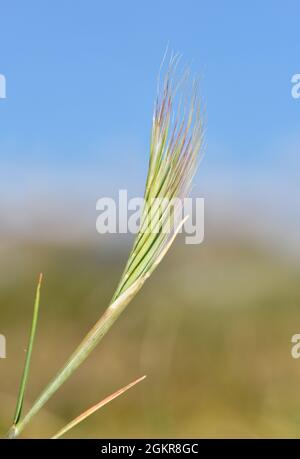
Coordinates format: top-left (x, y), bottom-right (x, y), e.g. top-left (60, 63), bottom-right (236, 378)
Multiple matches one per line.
top-left (7, 53), bottom-right (203, 439)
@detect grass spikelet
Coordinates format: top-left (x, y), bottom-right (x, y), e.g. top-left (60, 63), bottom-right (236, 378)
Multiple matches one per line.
top-left (113, 54), bottom-right (203, 298)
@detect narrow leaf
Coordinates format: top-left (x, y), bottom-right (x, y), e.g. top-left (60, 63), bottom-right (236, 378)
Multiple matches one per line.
top-left (13, 273), bottom-right (43, 425)
top-left (52, 375), bottom-right (146, 439)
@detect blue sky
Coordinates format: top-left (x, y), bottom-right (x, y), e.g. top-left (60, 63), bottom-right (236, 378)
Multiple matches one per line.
top-left (0, 1), bottom-right (299, 246)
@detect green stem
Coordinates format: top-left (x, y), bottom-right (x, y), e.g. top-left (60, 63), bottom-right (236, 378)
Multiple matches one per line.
top-left (12, 278), bottom-right (144, 438)
top-left (8, 217), bottom-right (185, 439)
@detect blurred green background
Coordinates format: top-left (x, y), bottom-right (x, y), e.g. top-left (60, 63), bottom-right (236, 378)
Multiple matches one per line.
top-left (1, 235), bottom-right (300, 438)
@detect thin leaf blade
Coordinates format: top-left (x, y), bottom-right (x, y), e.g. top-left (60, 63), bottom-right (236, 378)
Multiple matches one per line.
top-left (13, 273), bottom-right (43, 425)
top-left (52, 375), bottom-right (146, 439)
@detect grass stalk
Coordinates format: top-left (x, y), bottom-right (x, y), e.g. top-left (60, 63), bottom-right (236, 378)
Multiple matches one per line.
top-left (12, 278), bottom-right (145, 438)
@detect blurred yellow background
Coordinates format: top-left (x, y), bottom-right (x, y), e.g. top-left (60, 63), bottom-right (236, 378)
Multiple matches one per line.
top-left (1, 235), bottom-right (300, 438)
